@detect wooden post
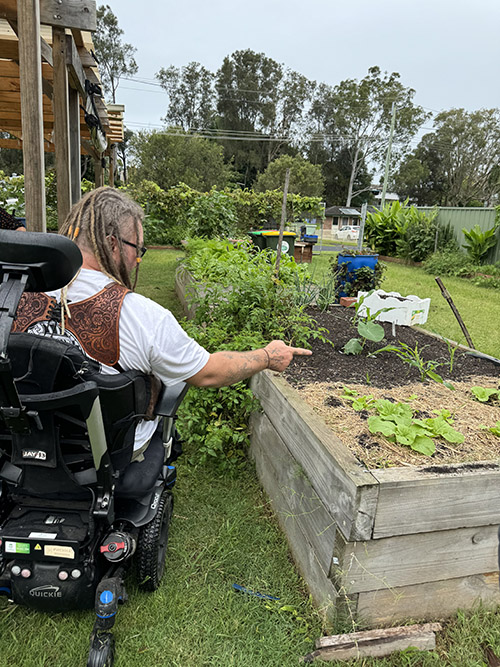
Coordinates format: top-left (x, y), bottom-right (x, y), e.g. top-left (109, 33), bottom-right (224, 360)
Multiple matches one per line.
top-left (94, 156), bottom-right (104, 187)
top-left (69, 87), bottom-right (81, 206)
top-left (52, 26), bottom-right (72, 227)
top-left (275, 168), bottom-right (291, 276)
top-left (109, 145), bottom-right (116, 187)
top-left (17, 0), bottom-right (46, 232)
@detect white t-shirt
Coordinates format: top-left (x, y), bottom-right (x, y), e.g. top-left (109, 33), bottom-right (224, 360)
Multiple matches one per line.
top-left (40, 269), bottom-right (210, 450)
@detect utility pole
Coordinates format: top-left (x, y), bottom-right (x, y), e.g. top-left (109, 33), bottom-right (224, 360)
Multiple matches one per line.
top-left (380, 102), bottom-right (397, 209)
top-left (275, 168), bottom-right (291, 276)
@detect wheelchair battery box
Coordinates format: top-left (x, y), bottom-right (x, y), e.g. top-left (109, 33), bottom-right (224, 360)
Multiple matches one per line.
top-left (0, 508), bottom-right (86, 562)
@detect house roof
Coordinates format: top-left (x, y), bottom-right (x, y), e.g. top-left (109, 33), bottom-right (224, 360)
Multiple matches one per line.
top-left (324, 206), bottom-right (361, 217)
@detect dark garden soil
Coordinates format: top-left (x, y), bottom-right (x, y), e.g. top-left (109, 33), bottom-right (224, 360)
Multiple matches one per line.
top-left (284, 306), bottom-right (500, 389)
top-left (283, 306), bottom-right (500, 468)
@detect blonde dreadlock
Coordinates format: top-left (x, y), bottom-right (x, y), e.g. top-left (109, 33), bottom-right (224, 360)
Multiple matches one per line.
top-left (60, 186), bottom-right (144, 290)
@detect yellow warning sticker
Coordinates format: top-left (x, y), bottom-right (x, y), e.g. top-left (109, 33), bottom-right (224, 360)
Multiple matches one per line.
top-left (35, 544), bottom-right (42, 550)
top-left (44, 545), bottom-right (75, 559)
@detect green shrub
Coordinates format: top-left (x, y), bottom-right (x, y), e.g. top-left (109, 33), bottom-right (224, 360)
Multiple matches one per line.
top-left (423, 249), bottom-right (476, 277)
top-left (423, 250), bottom-right (500, 289)
top-left (177, 239), bottom-right (329, 467)
top-left (187, 189), bottom-right (238, 238)
top-left (462, 224), bottom-right (499, 264)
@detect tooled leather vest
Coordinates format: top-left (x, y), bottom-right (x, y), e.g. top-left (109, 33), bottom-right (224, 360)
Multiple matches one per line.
top-left (12, 283), bottom-right (130, 369)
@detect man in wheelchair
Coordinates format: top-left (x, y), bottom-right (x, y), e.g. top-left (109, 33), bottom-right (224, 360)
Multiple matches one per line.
top-left (0, 187), bottom-right (311, 666)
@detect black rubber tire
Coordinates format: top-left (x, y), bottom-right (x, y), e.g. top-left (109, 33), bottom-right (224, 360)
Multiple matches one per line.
top-left (87, 632), bottom-right (115, 667)
top-left (136, 489), bottom-right (173, 591)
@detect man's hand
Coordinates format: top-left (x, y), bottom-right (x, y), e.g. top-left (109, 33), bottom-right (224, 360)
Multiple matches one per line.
top-left (187, 341), bottom-right (312, 388)
top-left (264, 340), bottom-right (312, 372)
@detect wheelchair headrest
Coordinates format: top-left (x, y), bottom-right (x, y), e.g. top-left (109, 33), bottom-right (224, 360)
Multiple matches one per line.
top-left (0, 230), bottom-right (82, 292)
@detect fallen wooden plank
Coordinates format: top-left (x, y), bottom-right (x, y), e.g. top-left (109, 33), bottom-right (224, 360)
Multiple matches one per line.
top-left (304, 622), bottom-right (441, 662)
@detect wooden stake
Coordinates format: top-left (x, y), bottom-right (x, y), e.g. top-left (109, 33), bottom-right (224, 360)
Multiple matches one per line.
top-left (435, 276), bottom-right (475, 349)
top-left (275, 168), bottom-right (291, 276)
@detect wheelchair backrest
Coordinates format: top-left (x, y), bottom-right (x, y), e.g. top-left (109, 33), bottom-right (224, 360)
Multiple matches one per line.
top-left (0, 231), bottom-right (155, 501)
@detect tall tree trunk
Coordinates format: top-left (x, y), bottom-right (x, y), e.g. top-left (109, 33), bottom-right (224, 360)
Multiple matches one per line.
top-left (346, 145), bottom-right (360, 207)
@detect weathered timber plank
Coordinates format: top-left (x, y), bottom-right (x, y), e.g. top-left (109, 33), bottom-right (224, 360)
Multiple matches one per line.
top-left (39, 0), bottom-right (96, 31)
top-left (307, 623), bottom-right (440, 662)
top-left (251, 424), bottom-right (338, 618)
top-left (250, 412), bottom-right (337, 575)
top-left (372, 464), bottom-right (500, 538)
top-left (65, 33), bottom-right (85, 96)
top-left (52, 26), bottom-right (72, 226)
top-left (356, 572), bottom-right (500, 626)
top-left (333, 524), bottom-right (500, 593)
top-left (250, 371), bottom-right (379, 541)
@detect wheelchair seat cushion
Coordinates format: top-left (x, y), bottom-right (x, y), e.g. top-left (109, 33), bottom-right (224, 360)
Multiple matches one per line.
top-left (115, 430), bottom-right (165, 499)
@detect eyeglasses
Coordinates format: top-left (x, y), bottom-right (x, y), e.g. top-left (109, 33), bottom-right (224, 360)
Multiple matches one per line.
top-left (119, 238), bottom-right (147, 258)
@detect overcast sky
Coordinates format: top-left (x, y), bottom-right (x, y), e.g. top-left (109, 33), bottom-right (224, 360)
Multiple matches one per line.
top-left (105, 0), bottom-right (500, 135)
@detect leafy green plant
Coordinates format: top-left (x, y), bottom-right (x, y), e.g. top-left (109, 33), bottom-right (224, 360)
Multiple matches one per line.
top-left (462, 224), bottom-right (499, 264)
top-left (341, 390), bottom-right (464, 456)
top-left (423, 249), bottom-right (476, 278)
top-left (330, 254), bottom-right (387, 298)
top-left (292, 264), bottom-right (340, 312)
top-left (178, 238), bottom-right (331, 467)
top-left (186, 189), bottom-right (238, 238)
top-left (342, 292), bottom-right (392, 355)
top-left (366, 399), bottom-right (464, 456)
top-left (487, 421), bottom-right (500, 437)
top-left (471, 386), bottom-right (500, 404)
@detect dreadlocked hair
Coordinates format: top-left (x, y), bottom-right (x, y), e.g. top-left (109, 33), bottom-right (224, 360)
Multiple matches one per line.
top-left (60, 186), bottom-right (144, 290)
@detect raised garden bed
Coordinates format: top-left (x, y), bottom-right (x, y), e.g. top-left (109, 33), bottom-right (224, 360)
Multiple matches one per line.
top-left (250, 307), bottom-right (500, 627)
top-left (175, 269), bottom-right (500, 627)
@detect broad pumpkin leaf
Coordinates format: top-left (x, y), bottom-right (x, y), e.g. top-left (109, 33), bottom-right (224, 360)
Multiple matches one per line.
top-left (343, 338), bottom-right (363, 355)
top-left (357, 320), bottom-right (385, 343)
top-left (411, 435), bottom-right (435, 456)
top-left (368, 416), bottom-right (396, 437)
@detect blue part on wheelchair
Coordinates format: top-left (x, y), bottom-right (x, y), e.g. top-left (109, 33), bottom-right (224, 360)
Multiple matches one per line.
top-left (0, 230), bottom-right (188, 666)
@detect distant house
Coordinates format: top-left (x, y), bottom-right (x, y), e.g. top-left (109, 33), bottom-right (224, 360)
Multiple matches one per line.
top-left (323, 206), bottom-right (361, 230)
top-left (370, 185), bottom-right (399, 206)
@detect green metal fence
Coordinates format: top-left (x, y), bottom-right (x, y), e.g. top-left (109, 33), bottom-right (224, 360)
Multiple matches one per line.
top-left (418, 207), bottom-right (500, 263)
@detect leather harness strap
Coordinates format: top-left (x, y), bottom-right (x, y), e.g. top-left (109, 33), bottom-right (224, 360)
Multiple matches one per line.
top-left (12, 283), bottom-right (130, 368)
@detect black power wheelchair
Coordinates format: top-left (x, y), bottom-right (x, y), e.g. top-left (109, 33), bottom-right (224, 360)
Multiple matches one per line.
top-left (0, 230), bottom-right (188, 666)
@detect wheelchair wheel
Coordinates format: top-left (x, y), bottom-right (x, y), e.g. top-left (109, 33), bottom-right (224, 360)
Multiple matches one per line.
top-left (137, 489), bottom-right (173, 591)
top-left (87, 632), bottom-right (115, 667)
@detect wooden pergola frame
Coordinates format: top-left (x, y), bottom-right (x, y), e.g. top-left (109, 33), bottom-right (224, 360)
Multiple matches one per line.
top-left (0, 1), bottom-right (125, 231)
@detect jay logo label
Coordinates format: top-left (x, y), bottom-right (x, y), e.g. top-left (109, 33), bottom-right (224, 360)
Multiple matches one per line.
top-left (22, 449), bottom-right (47, 461)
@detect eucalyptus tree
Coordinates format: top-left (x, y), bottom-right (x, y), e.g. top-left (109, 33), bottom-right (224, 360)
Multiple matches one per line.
top-left (156, 62), bottom-right (215, 131)
top-left (93, 5), bottom-right (138, 103)
top-left (309, 67), bottom-right (428, 206)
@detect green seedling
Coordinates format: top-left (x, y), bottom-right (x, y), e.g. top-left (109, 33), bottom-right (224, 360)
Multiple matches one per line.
top-left (342, 292), bottom-right (394, 355)
top-left (471, 386), bottom-right (500, 403)
top-left (373, 341), bottom-right (454, 389)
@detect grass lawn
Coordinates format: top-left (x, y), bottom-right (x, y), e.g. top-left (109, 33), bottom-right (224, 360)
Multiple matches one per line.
top-left (309, 253), bottom-right (500, 358)
top-left (2, 249), bottom-right (500, 666)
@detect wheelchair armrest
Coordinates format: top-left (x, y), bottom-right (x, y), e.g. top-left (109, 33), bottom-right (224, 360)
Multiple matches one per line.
top-left (154, 382), bottom-right (189, 418)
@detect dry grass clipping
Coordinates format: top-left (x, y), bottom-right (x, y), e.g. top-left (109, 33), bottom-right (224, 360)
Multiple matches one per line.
top-left (294, 375), bottom-right (500, 468)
